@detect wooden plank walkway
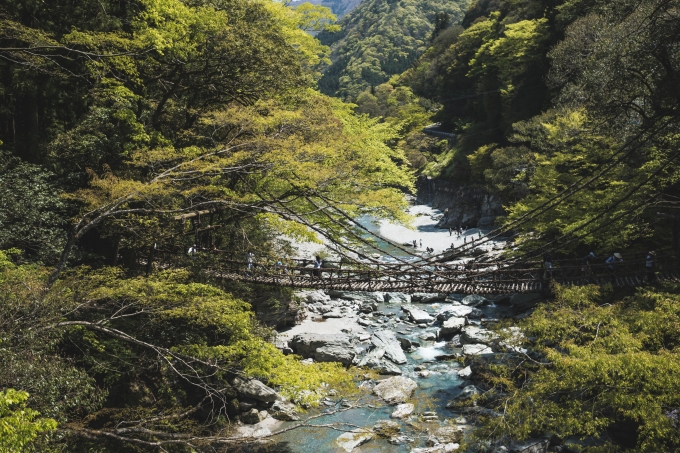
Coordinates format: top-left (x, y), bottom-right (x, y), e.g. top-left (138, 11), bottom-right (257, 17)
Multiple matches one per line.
top-left (213, 263), bottom-right (679, 294)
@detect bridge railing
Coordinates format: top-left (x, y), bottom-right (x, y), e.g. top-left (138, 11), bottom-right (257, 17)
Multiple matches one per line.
top-left (207, 256), bottom-right (667, 287)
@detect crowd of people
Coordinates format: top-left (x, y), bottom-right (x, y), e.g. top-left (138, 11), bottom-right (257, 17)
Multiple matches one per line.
top-left (542, 250), bottom-right (657, 281)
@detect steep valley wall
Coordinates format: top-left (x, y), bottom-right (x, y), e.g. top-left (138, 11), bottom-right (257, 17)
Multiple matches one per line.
top-left (416, 175), bottom-right (505, 230)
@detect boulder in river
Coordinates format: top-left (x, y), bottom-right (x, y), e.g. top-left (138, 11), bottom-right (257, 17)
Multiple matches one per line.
top-left (356, 348), bottom-right (402, 375)
top-left (373, 376), bottom-right (417, 404)
top-left (335, 428), bottom-right (373, 452)
top-left (385, 292), bottom-right (411, 304)
top-left (437, 305), bottom-right (484, 320)
top-left (314, 344), bottom-right (355, 366)
top-left (232, 377), bottom-right (281, 403)
top-left (461, 294), bottom-right (488, 307)
top-left (391, 403), bottom-right (415, 419)
top-left (457, 366), bottom-right (473, 379)
top-left (371, 330), bottom-right (407, 364)
top-left (372, 419), bottom-right (400, 437)
top-left (397, 336), bottom-right (413, 350)
top-left (462, 344), bottom-right (493, 356)
top-left (460, 326), bottom-right (499, 345)
top-left (412, 293), bottom-right (447, 303)
top-left (289, 333), bottom-right (354, 357)
top-left (403, 306), bottom-right (434, 324)
top-left (440, 317), bottom-right (466, 337)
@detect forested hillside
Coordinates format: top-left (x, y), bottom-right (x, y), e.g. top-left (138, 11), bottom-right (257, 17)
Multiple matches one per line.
top-left (317, 0), bottom-right (471, 99)
top-left (0, 0), bottom-right (412, 450)
top-left (395, 0), bottom-right (680, 450)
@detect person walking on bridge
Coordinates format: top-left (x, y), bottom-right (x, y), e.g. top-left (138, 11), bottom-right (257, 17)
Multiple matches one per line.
top-left (581, 252), bottom-right (595, 282)
top-left (606, 252), bottom-right (623, 273)
top-left (313, 255), bottom-right (323, 277)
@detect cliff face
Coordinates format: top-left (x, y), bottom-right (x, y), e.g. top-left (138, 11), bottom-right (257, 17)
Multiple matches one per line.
top-left (416, 175), bottom-right (505, 229)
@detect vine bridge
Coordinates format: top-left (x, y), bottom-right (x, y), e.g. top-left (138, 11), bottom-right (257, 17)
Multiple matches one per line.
top-left (207, 255), bottom-right (678, 294)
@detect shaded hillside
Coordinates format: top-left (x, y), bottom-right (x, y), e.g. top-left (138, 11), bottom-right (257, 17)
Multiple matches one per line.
top-left (317, 0), bottom-right (471, 99)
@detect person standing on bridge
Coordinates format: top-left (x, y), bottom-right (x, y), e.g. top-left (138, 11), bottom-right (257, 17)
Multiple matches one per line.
top-left (646, 251), bottom-right (656, 282)
top-left (543, 253), bottom-right (553, 280)
top-left (313, 255), bottom-right (323, 277)
top-left (188, 244), bottom-right (197, 260)
top-left (247, 252), bottom-right (254, 272)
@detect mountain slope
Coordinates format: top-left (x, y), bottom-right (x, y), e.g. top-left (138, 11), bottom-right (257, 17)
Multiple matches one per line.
top-left (317, 0), bottom-right (470, 99)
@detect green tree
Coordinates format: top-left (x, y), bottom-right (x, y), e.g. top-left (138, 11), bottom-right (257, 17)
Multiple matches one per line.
top-left (0, 389), bottom-right (56, 453)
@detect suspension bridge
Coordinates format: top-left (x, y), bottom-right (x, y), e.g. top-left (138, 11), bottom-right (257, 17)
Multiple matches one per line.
top-left (206, 254), bottom-right (678, 294)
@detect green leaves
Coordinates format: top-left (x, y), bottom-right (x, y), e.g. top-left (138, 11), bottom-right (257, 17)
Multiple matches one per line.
top-left (0, 389), bottom-right (57, 453)
top-left (475, 284), bottom-right (680, 451)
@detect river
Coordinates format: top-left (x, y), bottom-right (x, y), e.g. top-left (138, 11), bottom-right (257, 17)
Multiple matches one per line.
top-left (238, 205), bottom-right (538, 453)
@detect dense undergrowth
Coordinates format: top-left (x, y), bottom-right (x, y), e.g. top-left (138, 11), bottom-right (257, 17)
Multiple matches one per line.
top-left (471, 284), bottom-right (680, 451)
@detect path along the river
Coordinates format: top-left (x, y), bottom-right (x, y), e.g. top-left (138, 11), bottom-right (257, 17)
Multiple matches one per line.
top-left (236, 205), bottom-right (541, 453)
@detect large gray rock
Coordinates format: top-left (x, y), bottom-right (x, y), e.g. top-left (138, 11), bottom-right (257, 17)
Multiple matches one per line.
top-left (371, 330), bottom-right (407, 364)
top-left (328, 290), bottom-right (380, 304)
top-left (440, 317), bottom-right (466, 337)
top-left (461, 294), bottom-right (488, 307)
top-left (232, 377), bottom-right (281, 403)
top-left (446, 385), bottom-right (480, 408)
top-left (289, 333), bottom-right (354, 358)
top-left (403, 306), bottom-right (434, 324)
top-left (508, 439), bottom-right (549, 453)
top-left (269, 400), bottom-right (299, 421)
top-left (241, 408), bottom-right (269, 424)
top-left (322, 309), bottom-right (344, 318)
top-left (460, 326), bottom-right (498, 345)
top-left (391, 403), bottom-right (415, 419)
top-left (397, 337), bottom-right (413, 350)
top-left (457, 366), bottom-right (473, 379)
top-left (462, 344), bottom-right (493, 356)
top-left (373, 376), bottom-right (417, 404)
top-left (412, 293), bottom-right (447, 303)
top-left (356, 348), bottom-right (402, 375)
top-left (437, 305), bottom-right (484, 320)
top-left (335, 428), bottom-right (373, 452)
top-left (373, 419), bottom-right (400, 438)
top-left (385, 293), bottom-right (411, 304)
top-left (300, 289), bottom-right (331, 304)
top-left (314, 344), bottom-right (355, 366)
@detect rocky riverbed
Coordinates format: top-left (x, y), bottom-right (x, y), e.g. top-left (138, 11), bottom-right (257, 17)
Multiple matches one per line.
top-left (231, 287), bottom-right (544, 453)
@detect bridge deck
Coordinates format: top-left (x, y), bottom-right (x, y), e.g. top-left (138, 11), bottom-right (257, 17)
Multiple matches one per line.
top-left (210, 257), bottom-right (679, 294)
